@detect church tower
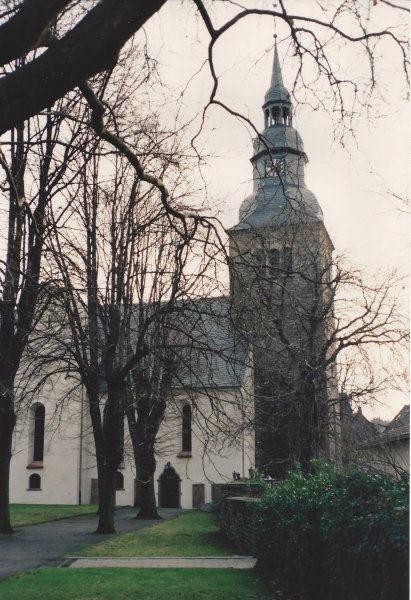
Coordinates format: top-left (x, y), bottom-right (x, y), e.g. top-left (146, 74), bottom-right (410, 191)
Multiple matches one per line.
top-left (229, 42), bottom-right (337, 477)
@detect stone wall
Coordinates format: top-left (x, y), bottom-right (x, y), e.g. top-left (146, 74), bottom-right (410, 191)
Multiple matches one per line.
top-left (220, 496), bottom-right (260, 554)
top-left (219, 482), bottom-right (263, 554)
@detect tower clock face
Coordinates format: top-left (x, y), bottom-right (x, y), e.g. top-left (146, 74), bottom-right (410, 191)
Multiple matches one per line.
top-left (265, 158), bottom-right (285, 177)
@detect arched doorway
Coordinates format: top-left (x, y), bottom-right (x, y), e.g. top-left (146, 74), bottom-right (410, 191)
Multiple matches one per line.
top-left (158, 464), bottom-right (181, 508)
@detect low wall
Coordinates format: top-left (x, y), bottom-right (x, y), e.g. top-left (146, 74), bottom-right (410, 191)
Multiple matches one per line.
top-left (220, 495), bottom-right (260, 554)
top-left (220, 481), bottom-right (264, 500)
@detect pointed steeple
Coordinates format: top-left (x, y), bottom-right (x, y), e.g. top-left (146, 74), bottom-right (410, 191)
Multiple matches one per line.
top-left (233, 38), bottom-right (325, 231)
top-left (265, 39), bottom-right (290, 105)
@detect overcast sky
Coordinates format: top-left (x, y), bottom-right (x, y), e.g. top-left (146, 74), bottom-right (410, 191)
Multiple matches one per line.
top-left (142, 0), bottom-right (409, 420)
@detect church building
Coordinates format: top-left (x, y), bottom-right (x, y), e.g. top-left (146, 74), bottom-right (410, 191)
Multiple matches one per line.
top-left (10, 44), bottom-right (335, 507)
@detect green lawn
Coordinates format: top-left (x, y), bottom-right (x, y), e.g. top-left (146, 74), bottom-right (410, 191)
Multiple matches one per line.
top-left (73, 511), bottom-right (237, 557)
top-left (10, 504), bottom-right (100, 527)
top-left (0, 568), bottom-right (271, 600)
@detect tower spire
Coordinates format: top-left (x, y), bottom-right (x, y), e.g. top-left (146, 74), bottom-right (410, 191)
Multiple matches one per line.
top-left (270, 36), bottom-right (284, 89)
top-left (265, 40), bottom-right (290, 105)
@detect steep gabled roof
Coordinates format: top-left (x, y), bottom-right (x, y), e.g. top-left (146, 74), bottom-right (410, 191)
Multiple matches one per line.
top-left (170, 296), bottom-right (249, 390)
top-left (384, 405), bottom-right (410, 442)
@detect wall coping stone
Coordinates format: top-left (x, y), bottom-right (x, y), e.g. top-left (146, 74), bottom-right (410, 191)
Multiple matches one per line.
top-left (226, 496), bottom-right (260, 503)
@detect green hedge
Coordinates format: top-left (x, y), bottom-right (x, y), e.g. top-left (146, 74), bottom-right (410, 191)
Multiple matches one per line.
top-left (255, 462), bottom-right (409, 600)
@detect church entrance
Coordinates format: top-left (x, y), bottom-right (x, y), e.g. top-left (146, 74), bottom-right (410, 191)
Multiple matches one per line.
top-left (158, 464), bottom-right (181, 508)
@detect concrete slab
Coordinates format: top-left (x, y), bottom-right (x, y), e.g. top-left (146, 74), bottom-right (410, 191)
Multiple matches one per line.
top-left (66, 556), bottom-right (257, 569)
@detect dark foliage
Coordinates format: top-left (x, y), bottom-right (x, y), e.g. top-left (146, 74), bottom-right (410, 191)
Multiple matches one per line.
top-left (255, 461), bottom-right (409, 600)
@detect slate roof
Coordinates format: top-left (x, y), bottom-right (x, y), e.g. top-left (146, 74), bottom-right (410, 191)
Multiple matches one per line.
top-left (264, 43), bottom-right (290, 105)
top-left (384, 405), bottom-right (410, 442)
top-left (355, 405), bottom-right (410, 448)
top-left (236, 181), bottom-right (323, 230)
top-left (99, 297), bottom-right (249, 392)
top-left (233, 45), bottom-right (324, 231)
top-left (171, 296), bottom-right (249, 390)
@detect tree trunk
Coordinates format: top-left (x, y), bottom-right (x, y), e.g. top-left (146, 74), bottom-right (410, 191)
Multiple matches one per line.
top-left (0, 396), bottom-right (16, 535)
top-left (136, 456), bottom-right (162, 520)
top-left (127, 405), bottom-right (162, 520)
top-left (95, 463), bottom-right (117, 534)
top-left (125, 390), bottom-right (162, 521)
top-left (134, 473), bottom-right (142, 507)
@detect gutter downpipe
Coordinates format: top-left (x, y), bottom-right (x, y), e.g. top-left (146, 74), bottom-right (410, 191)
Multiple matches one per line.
top-left (78, 385), bottom-right (84, 505)
top-left (242, 391), bottom-right (245, 478)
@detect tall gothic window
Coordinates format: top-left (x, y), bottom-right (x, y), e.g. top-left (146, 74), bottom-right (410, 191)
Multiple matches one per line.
top-left (33, 404), bottom-right (45, 462)
top-left (182, 405), bottom-right (192, 452)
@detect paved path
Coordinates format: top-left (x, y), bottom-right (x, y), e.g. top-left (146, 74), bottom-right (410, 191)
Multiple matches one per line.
top-left (0, 507), bottom-right (188, 579)
top-left (65, 556), bottom-right (257, 569)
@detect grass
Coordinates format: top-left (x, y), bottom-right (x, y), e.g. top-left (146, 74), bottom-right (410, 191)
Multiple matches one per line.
top-left (0, 568), bottom-right (272, 600)
top-left (73, 511), bottom-right (237, 557)
top-left (10, 504), bottom-right (100, 527)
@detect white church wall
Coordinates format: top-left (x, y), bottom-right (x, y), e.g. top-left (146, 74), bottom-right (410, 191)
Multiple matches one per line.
top-left (152, 365), bottom-right (255, 509)
top-left (10, 373), bottom-right (83, 505)
top-left (10, 359), bottom-right (254, 509)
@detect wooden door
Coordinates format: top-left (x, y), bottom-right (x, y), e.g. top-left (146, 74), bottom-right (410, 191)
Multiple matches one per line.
top-left (192, 483), bottom-right (205, 508)
top-left (158, 466), bottom-right (181, 508)
top-left (90, 478), bottom-right (99, 504)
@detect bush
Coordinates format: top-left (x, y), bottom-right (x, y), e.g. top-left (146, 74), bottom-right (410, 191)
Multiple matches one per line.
top-left (255, 461), bottom-right (409, 600)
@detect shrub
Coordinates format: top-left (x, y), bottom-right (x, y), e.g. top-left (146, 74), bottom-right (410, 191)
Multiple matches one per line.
top-left (255, 461), bottom-right (409, 600)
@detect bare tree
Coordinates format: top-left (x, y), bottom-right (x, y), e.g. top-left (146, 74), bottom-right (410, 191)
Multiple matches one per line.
top-left (229, 217), bottom-right (407, 476)
top-left (0, 1), bottom-right (407, 136)
top-left (0, 87), bottom-right (94, 534)
top-left (38, 72), bottom-right (230, 529)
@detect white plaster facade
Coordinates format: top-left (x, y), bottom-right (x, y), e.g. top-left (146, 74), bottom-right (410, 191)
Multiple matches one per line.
top-left (10, 357), bottom-right (254, 509)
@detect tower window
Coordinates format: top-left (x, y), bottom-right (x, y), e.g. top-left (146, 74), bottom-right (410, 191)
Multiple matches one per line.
top-left (282, 107), bottom-right (290, 125)
top-left (269, 248), bottom-right (280, 274)
top-left (255, 250), bottom-right (264, 269)
top-left (272, 106), bottom-right (280, 125)
top-left (182, 405), bottom-right (192, 452)
top-left (29, 474), bottom-right (41, 489)
top-left (283, 247), bottom-right (293, 272)
top-left (33, 404), bottom-right (45, 462)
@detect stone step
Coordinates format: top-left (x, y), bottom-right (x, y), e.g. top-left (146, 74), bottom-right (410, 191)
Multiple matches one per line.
top-left (62, 556), bottom-right (257, 569)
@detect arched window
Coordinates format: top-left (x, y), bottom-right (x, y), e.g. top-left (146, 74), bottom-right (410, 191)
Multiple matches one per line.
top-left (282, 106), bottom-right (290, 125)
top-left (33, 404), bottom-right (45, 462)
top-left (272, 106), bottom-right (280, 124)
top-left (29, 473), bottom-right (41, 489)
top-left (264, 108), bottom-right (269, 127)
top-left (182, 405), bottom-right (192, 452)
top-left (116, 471), bottom-right (124, 490)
